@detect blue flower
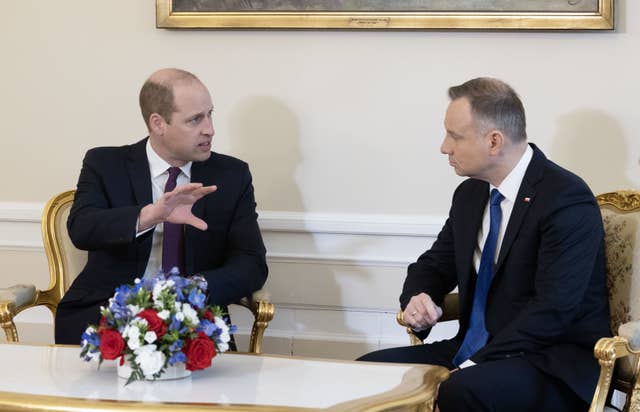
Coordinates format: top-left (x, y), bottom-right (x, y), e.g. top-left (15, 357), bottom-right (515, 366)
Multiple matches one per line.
top-left (169, 340), bottom-right (184, 352)
top-left (188, 288), bottom-right (206, 309)
top-left (169, 315), bottom-right (182, 331)
top-left (81, 329), bottom-right (100, 347)
top-left (168, 351), bottom-right (186, 366)
top-left (197, 319), bottom-right (218, 336)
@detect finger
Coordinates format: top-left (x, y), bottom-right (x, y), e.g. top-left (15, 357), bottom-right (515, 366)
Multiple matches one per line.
top-left (172, 183), bottom-right (204, 194)
top-left (424, 302), bottom-right (439, 325)
top-left (415, 294), bottom-right (440, 326)
top-left (413, 294), bottom-right (432, 318)
top-left (185, 215), bottom-right (208, 231)
top-left (193, 185), bottom-right (217, 198)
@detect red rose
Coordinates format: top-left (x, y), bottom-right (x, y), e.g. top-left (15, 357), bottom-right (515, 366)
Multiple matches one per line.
top-left (183, 332), bottom-right (217, 371)
top-left (99, 329), bottom-right (125, 360)
top-left (137, 309), bottom-right (167, 338)
top-left (204, 310), bottom-right (215, 322)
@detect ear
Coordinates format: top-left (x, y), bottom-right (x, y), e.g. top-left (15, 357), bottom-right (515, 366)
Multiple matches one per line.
top-left (487, 130), bottom-right (505, 155)
top-left (148, 113), bottom-right (166, 136)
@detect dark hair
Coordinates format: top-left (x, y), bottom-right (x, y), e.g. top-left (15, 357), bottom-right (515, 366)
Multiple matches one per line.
top-left (139, 69), bottom-right (198, 127)
top-left (448, 77), bottom-right (527, 142)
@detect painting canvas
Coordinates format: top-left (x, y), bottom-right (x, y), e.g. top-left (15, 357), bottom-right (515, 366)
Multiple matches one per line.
top-left (172, 0), bottom-right (600, 13)
top-left (157, 0), bottom-right (613, 29)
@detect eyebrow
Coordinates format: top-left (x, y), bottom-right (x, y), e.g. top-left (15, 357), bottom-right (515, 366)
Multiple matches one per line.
top-left (446, 128), bottom-right (463, 139)
top-left (187, 107), bottom-right (214, 121)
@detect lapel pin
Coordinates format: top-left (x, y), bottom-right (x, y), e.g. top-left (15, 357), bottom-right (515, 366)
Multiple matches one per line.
top-left (523, 197), bottom-right (531, 203)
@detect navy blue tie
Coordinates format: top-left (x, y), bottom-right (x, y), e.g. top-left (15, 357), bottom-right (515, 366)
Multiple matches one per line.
top-left (453, 189), bottom-right (504, 366)
top-left (162, 167), bottom-right (184, 275)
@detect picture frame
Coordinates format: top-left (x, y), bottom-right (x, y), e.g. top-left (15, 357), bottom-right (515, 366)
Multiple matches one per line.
top-left (156, 0), bottom-right (614, 30)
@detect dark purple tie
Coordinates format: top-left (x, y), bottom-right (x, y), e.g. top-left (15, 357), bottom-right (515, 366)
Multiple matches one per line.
top-left (162, 167), bottom-right (184, 275)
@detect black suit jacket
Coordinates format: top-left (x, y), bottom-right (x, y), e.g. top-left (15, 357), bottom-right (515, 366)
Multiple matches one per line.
top-left (401, 144), bottom-right (610, 402)
top-left (55, 138), bottom-right (267, 343)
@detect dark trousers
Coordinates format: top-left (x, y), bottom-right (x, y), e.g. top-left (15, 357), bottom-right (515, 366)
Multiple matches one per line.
top-left (357, 340), bottom-right (587, 412)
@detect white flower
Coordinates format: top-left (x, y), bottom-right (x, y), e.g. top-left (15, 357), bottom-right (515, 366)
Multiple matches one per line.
top-left (122, 319), bottom-right (148, 350)
top-left (152, 279), bottom-right (175, 303)
top-left (134, 344), bottom-right (165, 379)
top-left (157, 309), bottom-right (170, 320)
top-left (127, 304), bottom-right (142, 316)
top-left (181, 303), bottom-right (199, 326)
top-left (122, 324), bottom-right (141, 350)
top-left (144, 331), bottom-right (157, 344)
top-left (218, 342), bottom-right (229, 352)
top-left (175, 312), bottom-right (185, 321)
top-left (214, 317), bottom-right (230, 343)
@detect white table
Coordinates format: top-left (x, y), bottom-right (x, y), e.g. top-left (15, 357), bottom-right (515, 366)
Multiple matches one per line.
top-left (0, 344), bottom-right (447, 411)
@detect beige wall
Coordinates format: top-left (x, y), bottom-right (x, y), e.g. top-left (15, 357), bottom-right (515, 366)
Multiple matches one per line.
top-left (2, 0), bottom-right (637, 211)
top-left (1, 0), bottom-right (638, 355)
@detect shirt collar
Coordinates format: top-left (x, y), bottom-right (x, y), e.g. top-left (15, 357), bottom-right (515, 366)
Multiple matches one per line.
top-left (146, 139), bottom-right (192, 180)
top-left (491, 144), bottom-right (533, 203)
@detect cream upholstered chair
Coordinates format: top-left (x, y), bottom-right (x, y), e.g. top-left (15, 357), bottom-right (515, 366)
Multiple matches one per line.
top-left (0, 190), bottom-right (274, 354)
top-left (590, 190), bottom-right (640, 412)
top-left (396, 190), bottom-right (640, 411)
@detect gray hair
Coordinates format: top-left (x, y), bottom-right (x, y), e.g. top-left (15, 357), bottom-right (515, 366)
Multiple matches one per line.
top-left (448, 77), bottom-right (527, 142)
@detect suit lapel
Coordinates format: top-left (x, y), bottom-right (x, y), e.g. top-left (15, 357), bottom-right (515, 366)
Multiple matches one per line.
top-left (184, 158), bottom-right (210, 274)
top-left (495, 144), bottom-right (545, 270)
top-left (126, 138), bottom-right (153, 205)
top-left (457, 182), bottom-right (490, 294)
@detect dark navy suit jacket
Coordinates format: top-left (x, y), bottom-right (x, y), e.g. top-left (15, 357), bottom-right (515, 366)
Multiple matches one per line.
top-left (55, 138), bottom-right (267, 343)
top-left (401, 144), bottom-right (610, 402)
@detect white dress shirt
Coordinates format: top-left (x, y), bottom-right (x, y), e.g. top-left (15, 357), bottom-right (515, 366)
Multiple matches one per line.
top-left (137, 140), bottom-right (192, 279)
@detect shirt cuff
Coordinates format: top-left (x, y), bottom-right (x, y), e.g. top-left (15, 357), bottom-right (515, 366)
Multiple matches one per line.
top-left (135, 217), bottom-right (154, 237)
top-left (458, 359), bottom-right (476, 369)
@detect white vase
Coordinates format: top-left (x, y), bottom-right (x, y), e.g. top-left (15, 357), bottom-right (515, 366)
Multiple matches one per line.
top-left (117, 360), bottom-right (191, 381)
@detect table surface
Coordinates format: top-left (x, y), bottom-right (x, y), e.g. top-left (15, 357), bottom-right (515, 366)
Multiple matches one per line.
top-left (0, 344), bottom-right (447, 411)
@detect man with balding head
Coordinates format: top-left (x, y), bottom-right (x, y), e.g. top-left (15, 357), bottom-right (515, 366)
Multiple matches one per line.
top-left (359, 78), bottom-right (609, 411)
top-left (55, 68), bottom-right (267, 344)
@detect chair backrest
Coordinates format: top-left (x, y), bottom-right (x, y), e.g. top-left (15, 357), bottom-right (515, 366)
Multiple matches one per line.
top-left (40, 190), bottom-right (87, 312)
top-left (596, 190), bottom-right (640, 385)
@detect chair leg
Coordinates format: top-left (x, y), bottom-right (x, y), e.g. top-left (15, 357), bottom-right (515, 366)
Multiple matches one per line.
top-left (248, 301), bottom-right (274, 354)
top-left (0, 302), bottom-right (19, 342)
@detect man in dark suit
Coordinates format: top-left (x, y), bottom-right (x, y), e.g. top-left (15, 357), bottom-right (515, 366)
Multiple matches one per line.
top-left (359, 78), bottom-right (610, 411)
top-left (55, 68), bottom-right (267, 345)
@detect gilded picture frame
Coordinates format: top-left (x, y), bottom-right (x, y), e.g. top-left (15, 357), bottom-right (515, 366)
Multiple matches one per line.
top-left (156, 0), bottom-right (614, 30)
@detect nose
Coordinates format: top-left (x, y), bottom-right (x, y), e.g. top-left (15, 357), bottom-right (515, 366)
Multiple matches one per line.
top-left (440, 135), bottom-right (451, 155)
top-left (203, 115), bottom-right (214, 136)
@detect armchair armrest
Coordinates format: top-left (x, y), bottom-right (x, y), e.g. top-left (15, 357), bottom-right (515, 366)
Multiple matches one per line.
top-left (233, 289), bottom-right (274, 354)
top-left (590, 321), bottom-right (640, 412)
top-left (0, 284), bottom-right (38, 342)
top-left (396, 293), bottom-right (460, 346)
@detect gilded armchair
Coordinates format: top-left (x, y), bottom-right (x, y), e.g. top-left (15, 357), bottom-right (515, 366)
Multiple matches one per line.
top-left (590, 190), bottom-right (640, 412)
top-left (0, 190), bottom-right (274, 354)
top-left (395, 190), bottom-right (640, 411)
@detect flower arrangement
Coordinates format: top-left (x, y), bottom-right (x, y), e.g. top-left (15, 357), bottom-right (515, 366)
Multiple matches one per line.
top-left (80, 270), bottom-right (235, 384)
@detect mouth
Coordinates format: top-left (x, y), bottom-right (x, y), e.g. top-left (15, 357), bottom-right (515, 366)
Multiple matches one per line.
top-left (198, 141), bottom-right (211, 151)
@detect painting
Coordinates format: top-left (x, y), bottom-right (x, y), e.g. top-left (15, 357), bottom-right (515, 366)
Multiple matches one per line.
top-left (156, 0), bottom-right (614, 30)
